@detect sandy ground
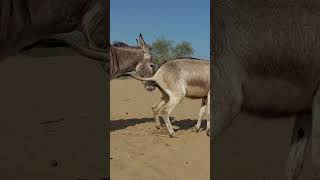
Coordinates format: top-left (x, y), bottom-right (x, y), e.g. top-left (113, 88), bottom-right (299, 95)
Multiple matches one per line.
top-left (0, 48), bottom-right (108, 180)
top-left (110, 79), bottom-right (210, 180)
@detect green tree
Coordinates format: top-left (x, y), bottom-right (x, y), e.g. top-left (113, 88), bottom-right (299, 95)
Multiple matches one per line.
top-left (172, 41), bottom-right (193, 58)
top-left (151, 36), bottom-right (194, 66)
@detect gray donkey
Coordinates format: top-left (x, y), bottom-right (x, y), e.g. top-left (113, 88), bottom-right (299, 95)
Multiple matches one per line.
top-left (212, 0), bottom-right (320, 179)
top-left (128, 58), bottom-right (210, 138)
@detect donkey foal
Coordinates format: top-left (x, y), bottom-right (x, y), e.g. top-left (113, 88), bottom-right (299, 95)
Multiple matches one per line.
top-left (128, 58), bottom-right (210, 138)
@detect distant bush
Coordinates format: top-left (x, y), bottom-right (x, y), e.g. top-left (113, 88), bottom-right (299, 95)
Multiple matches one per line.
top-left (151, 36), bottom-right (194, 67)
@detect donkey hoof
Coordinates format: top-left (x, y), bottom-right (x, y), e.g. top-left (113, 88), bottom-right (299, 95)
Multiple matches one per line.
top-left (206, 130), bottom-right (210, 136)
top-left (192, 126), bottom-right (200, 133)
top-left (156, 125), bottom-right (161, 129)
top-left (169, 133), bottom-right (178, 138)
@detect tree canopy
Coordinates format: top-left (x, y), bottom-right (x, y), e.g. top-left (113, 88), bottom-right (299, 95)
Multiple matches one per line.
top-left (151, 36), bottom-right (194, 66)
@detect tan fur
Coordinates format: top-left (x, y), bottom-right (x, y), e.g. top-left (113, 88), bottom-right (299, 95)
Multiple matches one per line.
top-left (128, 58), bottom-right (210, 137)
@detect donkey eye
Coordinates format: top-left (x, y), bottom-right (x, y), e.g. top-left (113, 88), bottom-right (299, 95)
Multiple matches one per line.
top-left (150, 64), bottom-right (155, 68)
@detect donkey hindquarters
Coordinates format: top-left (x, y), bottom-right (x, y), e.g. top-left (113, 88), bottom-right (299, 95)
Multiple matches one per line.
top-left (153, 85), bottom-right (210, 138)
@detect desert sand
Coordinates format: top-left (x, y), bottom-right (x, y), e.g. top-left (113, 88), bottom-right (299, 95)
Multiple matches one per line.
top-left (0, 48), bottom-right (108, 179)
top-left (110, 78), bottom-right (210, 180)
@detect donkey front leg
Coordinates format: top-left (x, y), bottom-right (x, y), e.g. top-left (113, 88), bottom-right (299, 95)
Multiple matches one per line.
top-left (312, 88), bottom-right (320, 180)
top-left (286, 114), bottom-right (311, 180)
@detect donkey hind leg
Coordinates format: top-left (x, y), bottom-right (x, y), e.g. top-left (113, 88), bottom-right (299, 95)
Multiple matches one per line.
top-left (193, 97), bottom-right (207, 133)
top-left (160, 92), bottom-right (185, 138)
top-left (286, 114), bottom-right (311, 180)
top-left (206, 90), bottom-right (210, 136)
top-left (312, 88), bottom-right (320, 180)
top-left (152, 97), bottom-right (168, 129)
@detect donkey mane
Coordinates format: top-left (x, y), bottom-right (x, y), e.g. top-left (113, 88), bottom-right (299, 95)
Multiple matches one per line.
top-left (112, 41), bottom-right (139, 49)
top-left (174, 57), bottom-right (208, 61)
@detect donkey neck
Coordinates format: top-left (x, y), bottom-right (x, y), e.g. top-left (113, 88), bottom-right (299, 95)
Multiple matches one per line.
top-left (110, 46), bottom-right (143, 79)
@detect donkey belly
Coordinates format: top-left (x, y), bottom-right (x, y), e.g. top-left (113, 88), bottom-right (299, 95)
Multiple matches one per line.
top-left (185, 86), bottom-right (208, 99)
top-left (242, 78), bottom-right (313, 115)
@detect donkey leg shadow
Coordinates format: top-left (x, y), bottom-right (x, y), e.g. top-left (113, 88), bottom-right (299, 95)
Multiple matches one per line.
top-left (160, 118), bottom-right (207, 132)
top-left (110, 117), bottom-right (207, 133)
top-left (110, 118), bottom-right (153, 132)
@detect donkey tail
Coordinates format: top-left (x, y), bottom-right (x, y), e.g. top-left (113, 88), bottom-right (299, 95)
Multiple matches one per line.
top-left (126, 71), bottom-right (155, 82)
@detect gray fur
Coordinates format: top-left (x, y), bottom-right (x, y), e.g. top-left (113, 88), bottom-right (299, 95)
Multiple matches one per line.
top-left (110, 34), bottom-right (155, 80)
top-left (0, 0), bottom-right (106, 61)
top-left (212, 1), bottom-right (320, 179)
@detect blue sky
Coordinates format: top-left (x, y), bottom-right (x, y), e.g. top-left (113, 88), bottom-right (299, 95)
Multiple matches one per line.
top-left (110, 0), bottom-right (210, 60)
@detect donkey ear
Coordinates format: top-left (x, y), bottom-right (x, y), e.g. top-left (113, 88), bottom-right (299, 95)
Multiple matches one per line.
top-left (138, 33), bottom-right (146, 47)
top-left (136, 39), bottom-right (139, 46)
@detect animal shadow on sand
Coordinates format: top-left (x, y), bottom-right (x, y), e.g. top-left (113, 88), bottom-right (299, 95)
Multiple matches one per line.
top-left (110, 117), bottom-right (206, 132)
top-left (110, 118), bottom-right (153, 132)
top-left (171, 118), bottom-right (206, 132)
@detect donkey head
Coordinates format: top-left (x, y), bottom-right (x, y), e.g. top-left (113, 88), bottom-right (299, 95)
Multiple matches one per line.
top-left (135, 34), bottom-right (156, 91)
